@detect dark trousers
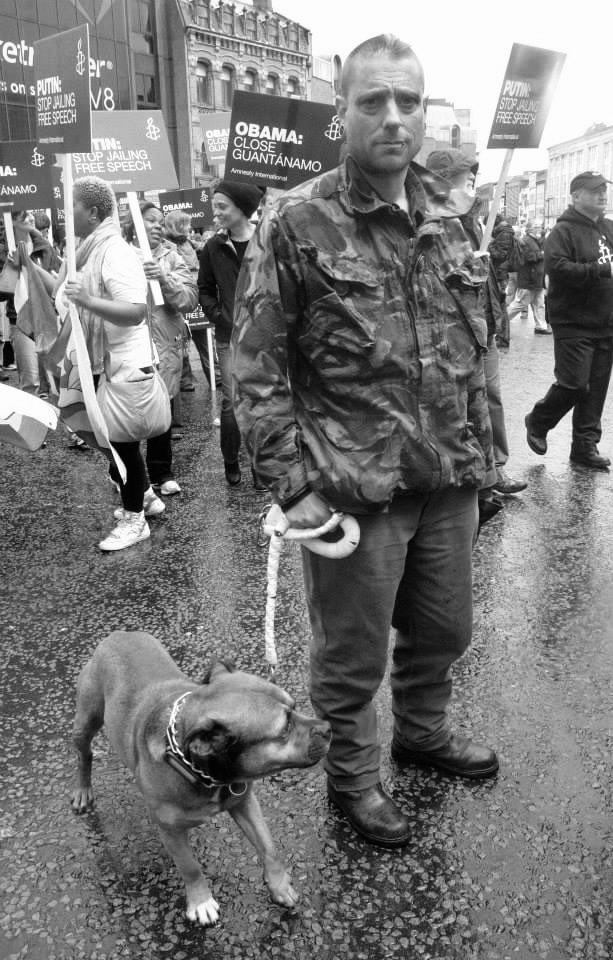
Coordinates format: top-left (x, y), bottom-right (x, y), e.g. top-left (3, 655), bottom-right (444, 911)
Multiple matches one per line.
top-left (146, 427), bottom-right (174, 485)
top-left (302, 488), bottom-right (478, 790)
top-left (216, 340), bottom-right (241, 465)
top-left (530, 335), bottom-right (613, 447)
top-left (108, 440), bottom-right (147, 512)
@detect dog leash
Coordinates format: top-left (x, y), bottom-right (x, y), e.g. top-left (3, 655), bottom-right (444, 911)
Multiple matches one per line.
top-left (258, 503), bottom-right (360, 677)
top-left (165, 692), bottom-right (247, 796)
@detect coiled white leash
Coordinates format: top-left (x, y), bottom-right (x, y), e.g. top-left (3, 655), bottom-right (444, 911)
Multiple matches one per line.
top-left (259, 503), bottom-right (360, 675)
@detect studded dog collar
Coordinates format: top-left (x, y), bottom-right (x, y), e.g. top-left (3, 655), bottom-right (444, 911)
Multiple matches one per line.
top-left (164, 691), bottom-right (247, 796)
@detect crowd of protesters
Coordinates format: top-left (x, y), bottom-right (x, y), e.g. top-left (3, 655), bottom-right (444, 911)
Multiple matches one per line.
top-left (2, 31), bottom-right (613, 852)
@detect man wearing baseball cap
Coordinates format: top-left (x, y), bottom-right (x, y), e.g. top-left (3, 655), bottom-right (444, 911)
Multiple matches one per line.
top-left (525, 171), bottom-right (613, 469)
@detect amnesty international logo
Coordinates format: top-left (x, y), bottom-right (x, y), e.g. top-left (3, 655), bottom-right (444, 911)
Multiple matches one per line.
top-left (31, 147), bottom-right (45, 168)
top-left (145, 117), bottom-right (161, 141)
top-left (75, 38), bottom-right (86, 77)
top-left (200, 190), bottom-right (209, 203)
top-left (324, 115), bottom-right (344, 142)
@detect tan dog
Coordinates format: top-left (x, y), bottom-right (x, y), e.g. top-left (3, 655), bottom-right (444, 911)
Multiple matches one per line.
top-left (70, 631), bottom-right (330, 925)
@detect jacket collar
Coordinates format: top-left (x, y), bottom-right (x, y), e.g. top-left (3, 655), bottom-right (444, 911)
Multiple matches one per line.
top-left (333, 156), bottom-right (427, 222)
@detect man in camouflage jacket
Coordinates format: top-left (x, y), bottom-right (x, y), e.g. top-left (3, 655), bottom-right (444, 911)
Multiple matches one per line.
top-left (232, 34), bottom-right (498, 848)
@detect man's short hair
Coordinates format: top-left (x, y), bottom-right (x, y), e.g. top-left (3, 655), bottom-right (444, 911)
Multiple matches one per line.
top-left (340, 34), bottom-right (421, 96)
top-left (73, 176), bottom-right (116, 222)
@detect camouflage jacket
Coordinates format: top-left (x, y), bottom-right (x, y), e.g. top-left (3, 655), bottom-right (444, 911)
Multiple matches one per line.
top-left (232, 159), bottom-right (495, 513)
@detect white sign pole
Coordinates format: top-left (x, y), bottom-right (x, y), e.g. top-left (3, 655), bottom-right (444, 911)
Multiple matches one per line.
top-left (480, 148), bottom-right (514, 252)
top-left (3, 213), bottom-right (16, 254)
top-left (206, 324), bottom-right (217, 421)
top-left (126, 192), bottom-right (164, 306)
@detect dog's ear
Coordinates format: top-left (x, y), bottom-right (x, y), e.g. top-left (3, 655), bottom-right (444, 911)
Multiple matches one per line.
top-left (202, 659), bottom-right (236, 684)
top-left (184, 720), bottom-right (238, 772)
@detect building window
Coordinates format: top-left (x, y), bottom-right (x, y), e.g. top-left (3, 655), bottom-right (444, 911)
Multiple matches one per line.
top-left (220, 65), bottom-right (235, 108)
top-left (244, 69), bottom-right (259, 93)
top-left (451, 124), bottom-right (461, 148)
top-left (265, 73), bottom-right (280, 96)
top-left (196, 61), bottom-right (213, 107)
top-left (588, 144), bottom-right (598, 168)
top-left (287, 77), bottom-right (300, 98)
top-left (201, 143), bottom-right (211, 176)
top-left (136, 72), bottom-right (158, 107)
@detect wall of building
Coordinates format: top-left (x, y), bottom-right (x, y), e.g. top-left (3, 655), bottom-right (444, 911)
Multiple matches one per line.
top-left (179, 0), bottom-right (319, 187)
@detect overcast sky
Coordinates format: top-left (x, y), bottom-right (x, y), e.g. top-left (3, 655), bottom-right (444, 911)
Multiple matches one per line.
top-left (274, 0), bottom-right (613, 183)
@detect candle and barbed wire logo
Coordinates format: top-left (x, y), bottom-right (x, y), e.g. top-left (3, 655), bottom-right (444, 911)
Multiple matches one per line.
top-left (200, 190), bottom-right (209, 203)
top-left (145, 117), bottom-right (161, 141)
top-left (31, 147), bottom-right (45, 168)
top-left (75, 38), bottom-right (86, 77)
top-left (324, 116), bottom-right (344, 142)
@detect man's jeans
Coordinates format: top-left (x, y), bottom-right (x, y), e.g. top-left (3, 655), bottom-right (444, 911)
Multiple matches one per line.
top-left (216, 340), bottom-right (241, 464)
top-left (302, 486), bottom-right (478, 791)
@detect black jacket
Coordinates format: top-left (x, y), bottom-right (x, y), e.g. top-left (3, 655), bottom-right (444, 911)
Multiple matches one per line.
top-left (544, 207), bottom-right (613, 337)
top-left (198, 232), bottom-right (243, 343)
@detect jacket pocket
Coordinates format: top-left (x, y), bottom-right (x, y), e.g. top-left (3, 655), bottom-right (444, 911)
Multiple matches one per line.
top-left (297, 249), bottom-right (385, 359)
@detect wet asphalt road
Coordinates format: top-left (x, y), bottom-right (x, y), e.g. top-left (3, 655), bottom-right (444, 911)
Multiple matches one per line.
top-left (1, 319), bottom-right (613, 960)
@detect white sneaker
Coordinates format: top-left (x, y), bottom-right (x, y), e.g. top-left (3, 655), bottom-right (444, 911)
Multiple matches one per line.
top-left (159, 479), bottom-right (181, 495)
top-left (98, 511), bottom-right (150, 552)
top-left (113, 487), bottom-right (165, 520)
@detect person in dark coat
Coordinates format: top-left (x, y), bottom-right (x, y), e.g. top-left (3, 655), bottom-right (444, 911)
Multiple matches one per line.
top-left (507, 221), bottom-right (550, 333)
top-left (488, 213), bottom-right (514, 346)
top-left (525, 171), bottom-right (613, 469)
top-left (197, 180), bottom-right (263, 486)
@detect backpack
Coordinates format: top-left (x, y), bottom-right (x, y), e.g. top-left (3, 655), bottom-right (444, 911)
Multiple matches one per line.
top-left (508, 235), bottom-right (526, 273)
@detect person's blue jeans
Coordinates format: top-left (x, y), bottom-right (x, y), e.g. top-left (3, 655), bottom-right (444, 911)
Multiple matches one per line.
top-left (302, 486), bottom-right (479, 791)
top-left (216, 339), bottom-right (241, 465)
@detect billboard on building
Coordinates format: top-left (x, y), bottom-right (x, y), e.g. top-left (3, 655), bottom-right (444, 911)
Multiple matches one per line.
top-left (488, 44), bottom-right (566, 150)
top-left (0, 0), bottom-right (133, 142)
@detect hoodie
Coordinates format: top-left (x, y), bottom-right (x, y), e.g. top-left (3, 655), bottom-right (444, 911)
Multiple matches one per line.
top-left (544, 206), bottom-right (613, 337)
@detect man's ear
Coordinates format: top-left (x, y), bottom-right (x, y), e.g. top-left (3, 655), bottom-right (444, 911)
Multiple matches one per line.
top-left (336, 94), bottom-right (347, 121)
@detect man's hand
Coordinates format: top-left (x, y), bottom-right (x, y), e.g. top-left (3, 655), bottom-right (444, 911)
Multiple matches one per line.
top-left (284, 491), bottom-right (334, 530)
top-left (64, 277), bottom-right (90, 308)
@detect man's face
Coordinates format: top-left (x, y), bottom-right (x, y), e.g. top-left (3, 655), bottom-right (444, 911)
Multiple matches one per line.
top-left (337, 52), bottom-right (425, 178)
top-left (574, 185), bottom-right (608, 220)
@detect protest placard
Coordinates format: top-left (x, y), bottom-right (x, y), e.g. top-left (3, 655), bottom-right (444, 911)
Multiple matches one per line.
top-left (224, 91), bottom-right (344, 190)
top-left (200, 112), bottom-right (230, 165)
top-left (34, 24), bottom-right (92, 154)
top-left (480, 42), bottom-right (565, 251)
top-left (70, 110), bottom-right (178, 192)
top-left (487, 43), bottom-right (566, 151)
top-left (0, 141), bottom-right (61, 211)
top-left (158, 187), bottom-right (214, 228)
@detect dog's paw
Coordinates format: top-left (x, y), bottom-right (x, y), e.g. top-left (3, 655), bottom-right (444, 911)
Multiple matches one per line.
top-left (267, 869), bottom-right (299, 908)
top-left (70, 787), bottom-right (95, 814)
top-left (186, 896), bottom-right (220, 926)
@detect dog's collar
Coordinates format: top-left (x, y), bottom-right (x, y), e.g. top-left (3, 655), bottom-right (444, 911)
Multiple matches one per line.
top-left (164, 691), bottom-right (247, 796)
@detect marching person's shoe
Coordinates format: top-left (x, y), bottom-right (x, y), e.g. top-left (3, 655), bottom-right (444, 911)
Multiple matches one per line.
top-left (251, 467), bottom-right (267, 491)
top-left (391, 733), bottom-right (499, 779)
top-left (160, 479), bottom-right (182, 495)
top-left (534, 326), bottom-right (552, 335)
top-left (569, 445), bottom-right (611, 469)
top-left (327, 781), bottom-right (411, 848)
top-left (98, 511), bottom-right (150, 552)
top-left (114, 487), bottom-right (165, 520)
top-left (525, 413), bottom-right (547, 455)
top-left (492, 467), bottom-right (527, 495)
top-left (224, 461), bottom-right (241, 485)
